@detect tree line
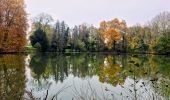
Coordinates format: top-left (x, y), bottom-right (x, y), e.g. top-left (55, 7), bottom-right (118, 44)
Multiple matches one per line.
top-left (29, 12), bottom-right (170, 54)
top-left (0, 0), bottom-right (169, 54)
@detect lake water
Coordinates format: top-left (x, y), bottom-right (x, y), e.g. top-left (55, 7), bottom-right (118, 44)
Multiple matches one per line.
top-left (0, 53), bottom-right (170, 100)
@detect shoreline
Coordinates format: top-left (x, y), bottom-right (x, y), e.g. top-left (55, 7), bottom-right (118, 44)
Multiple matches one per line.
top-left (0, 51), bottom-right (169, 55)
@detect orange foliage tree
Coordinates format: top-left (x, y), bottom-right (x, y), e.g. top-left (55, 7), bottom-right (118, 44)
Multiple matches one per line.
top-left (99, 18), bottom-right (127, 49)
top-left (0, 0), bottom-right (27, 52)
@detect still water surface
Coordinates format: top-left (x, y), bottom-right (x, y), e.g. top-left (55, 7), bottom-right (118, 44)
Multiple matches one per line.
top-left (0, 53), bottom-right (170, 100)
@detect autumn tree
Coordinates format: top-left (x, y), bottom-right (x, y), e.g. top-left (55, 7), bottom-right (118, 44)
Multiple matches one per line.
top-left (0, 0), bottom-right (27, 52)
top-left (99, 18), bottom-right (127, 50)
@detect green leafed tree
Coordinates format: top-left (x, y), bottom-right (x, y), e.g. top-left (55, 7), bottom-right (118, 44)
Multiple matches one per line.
top-left (30, 28), bottom-right (49, 52)
top-left (154, 31), bottom-right (170, 54)
top-left (51, 21), bottom-right (69, 52)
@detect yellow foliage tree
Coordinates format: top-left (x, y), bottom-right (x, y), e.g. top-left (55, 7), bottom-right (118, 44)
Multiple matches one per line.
top-left (101, 28), bottom-right (121, 49)
top-left (99, 18), bottom-right (127, 49)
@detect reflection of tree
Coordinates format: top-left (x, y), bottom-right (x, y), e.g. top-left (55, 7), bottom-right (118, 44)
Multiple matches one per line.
top-left (29, 53), bottom-right (49, 80)
top-left (99, 56), bottom-right (125, 86)
top-left (70, 53), bottom-right (101, 78)
top-left (28, 53), bottom-right (170, 99)
top-left (70, 54), bottom-right (88, 77)
top-left (154, 56), bottom-right (170, 78)
top-left (29, 53), bottom-right (103, 84)
top-left (121, 55), bottom-right (170, 99)
top-left (152, 56), bottom-right (170, 98)
top-left (29, 53), bottom-right (52, 91)
top-left (51, 53), bottom-right (69, 83)
top-left (68, 53), bottom-right (105, 78)
top-left (99, 55), bottom-right (170, 99)
top-left (87, 53), bottom-right (105, 76)
top-left (0, 55), bottom-right (25, 99)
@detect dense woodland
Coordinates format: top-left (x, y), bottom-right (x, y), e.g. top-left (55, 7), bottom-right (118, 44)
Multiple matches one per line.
top-left (0, 0), bottom-right (170, 54)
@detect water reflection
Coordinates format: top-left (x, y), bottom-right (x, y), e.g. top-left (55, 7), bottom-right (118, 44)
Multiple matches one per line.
top-left (0, 53), bottom-right (170, 100)
top-left (99, 55), bottom-right (170, 100)
top-left (27, 53), bottom-right (170, 99)
top-left (0, 55), bottom-right (25, 100)
top-left (29, 53), bottom-right (104, 83)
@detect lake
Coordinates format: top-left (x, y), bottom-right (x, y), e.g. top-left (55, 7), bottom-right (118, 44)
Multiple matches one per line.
top-left (0, 53), bottom-right (170, 100)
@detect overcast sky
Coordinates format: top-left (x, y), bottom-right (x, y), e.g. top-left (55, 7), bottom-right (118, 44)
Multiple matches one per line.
top-left (25, 0), bottom-right (170, 27)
